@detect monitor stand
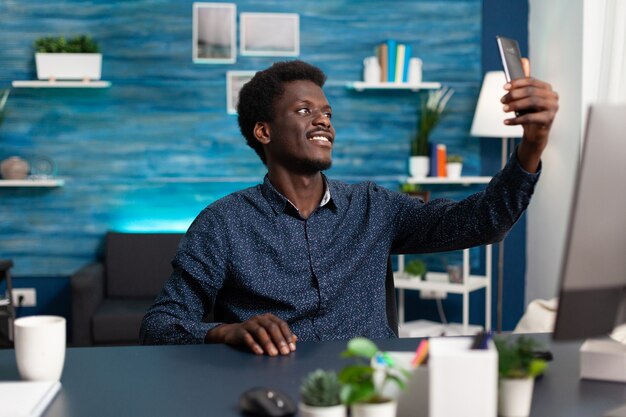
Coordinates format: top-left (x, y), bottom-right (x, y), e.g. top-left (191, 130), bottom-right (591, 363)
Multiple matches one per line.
top-left (579, 338), bottom-right (626, 416)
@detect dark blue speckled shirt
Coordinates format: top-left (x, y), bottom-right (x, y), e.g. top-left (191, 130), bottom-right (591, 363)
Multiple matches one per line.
top-left (140, 153), bottom-right (539, 344)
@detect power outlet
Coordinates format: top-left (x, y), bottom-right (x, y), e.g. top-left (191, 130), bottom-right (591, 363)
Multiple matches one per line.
top-left (420, 290), bottom-right (448, 300)
top-left (10, 288), bottom-right (37, 307)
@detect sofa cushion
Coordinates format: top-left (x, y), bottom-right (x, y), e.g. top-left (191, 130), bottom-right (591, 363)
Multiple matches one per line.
top-left (105, 232), bottom-right (183, 298)
top-left (91, 299), bottom-right (155, 344)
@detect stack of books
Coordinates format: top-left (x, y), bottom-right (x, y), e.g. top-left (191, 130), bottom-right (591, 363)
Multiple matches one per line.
top-left (375, 40), bottom-right (413, 83)
top-left (429, 143), bottom-right (448, 177)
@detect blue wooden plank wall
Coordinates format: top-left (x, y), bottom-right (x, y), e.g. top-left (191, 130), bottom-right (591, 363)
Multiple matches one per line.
top-left (0, 0), bottom-right (483, 278)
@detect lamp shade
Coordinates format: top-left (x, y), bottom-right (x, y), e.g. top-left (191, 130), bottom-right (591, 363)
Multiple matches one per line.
top-left (470, 71), bottom-right (523, 138)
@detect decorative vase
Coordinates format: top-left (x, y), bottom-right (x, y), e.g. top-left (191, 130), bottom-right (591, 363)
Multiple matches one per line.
top-left (409, 156), bottom-right (429, 178)
top-left (0, 156), bottom-right (30, 180)
top-left (498, 377), bottom-right (534, 417)
top-left (351, 400), bottom-right (397, 417)
top-left (299, 403), bottom-right (347, 417)
top-left (363, 56), bottom-right (381, 84)
top-left (446, 162), bottom-right (463, 179)
top-left (35, 53), bottom-right (102, 81)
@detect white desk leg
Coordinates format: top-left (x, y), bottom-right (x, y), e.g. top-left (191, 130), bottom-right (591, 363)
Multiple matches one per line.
top-left (486, 244), bottom-right (492, 331)
top-left (463, 249), bottom-right (470, 334)
top-left (398, 289), bottom-right (405, 325)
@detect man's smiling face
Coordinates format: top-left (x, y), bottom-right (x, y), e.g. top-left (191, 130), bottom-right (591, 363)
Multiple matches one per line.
top-left (261, 80), bottom-right (335, 174)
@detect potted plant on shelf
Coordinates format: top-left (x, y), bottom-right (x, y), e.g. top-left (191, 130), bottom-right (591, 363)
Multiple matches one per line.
top-left (399, 183), bottom-right (430, 202)
top-left (405, 259), bottom-right (427, 280)
top-left (339, 338), bottom-right (410, 417)
top-left (446, 154), bottom-right (463, 179)
top-left (409, 86), bottom-right (454, 178)
top-left (495, 336), bottom-right (548, 417)
top-left (299, 369), bottom-right (346, 417)
top-left (34, 35), bottom-right (102, 82)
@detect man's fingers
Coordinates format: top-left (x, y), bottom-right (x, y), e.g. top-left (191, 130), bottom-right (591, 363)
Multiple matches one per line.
top-left (503, 96), bottom-right (555, 115)
top-left (249, 324), bottom-right (280, 356)
top-left (521, 57), bottom-right (531, 78)
top-left (504, 110), bottom-right (557, 127)
top-left (258, 315), bottom-right (292, 355)
top-left (242, 331), bottom-right (264, 355)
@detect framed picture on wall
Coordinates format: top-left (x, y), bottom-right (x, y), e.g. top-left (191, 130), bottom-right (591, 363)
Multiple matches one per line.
top-left (192, 2), bottom-right (236, 64)
top-left (240, 13), bottom-right (300, 57)
top-left (226, 71), bottom-right (256, 114)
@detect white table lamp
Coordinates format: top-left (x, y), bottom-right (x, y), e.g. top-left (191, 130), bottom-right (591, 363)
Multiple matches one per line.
top-left (471, 71), bottom-right (523, 333)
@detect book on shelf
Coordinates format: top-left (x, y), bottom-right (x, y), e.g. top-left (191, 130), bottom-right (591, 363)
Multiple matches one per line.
top-left (370, 40), bottom-right (416, 84)
top-left (377, 43), bottom-right (388, 82)
top-left (395, 44), bottom-right (406, 82)
top-left (402, 44), bottom-right (412, 83)
top-left (386, 39), bottom-right (397, 83)
top-left (429, 143), bottom-right (448, 177)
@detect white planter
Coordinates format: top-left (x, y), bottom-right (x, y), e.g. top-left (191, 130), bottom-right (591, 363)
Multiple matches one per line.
top-left (351, 400), bottom-right (397, 417)
top-left (446, 162), bottom-right (463, 179)
top-left (409, 156), bottom-right (429, 178)
top-left (299, 403), bottom-right (347, 417)
top-left (35, 53), bottom-right (102, 81)
top-left (498, 377), bottom-right (534, 417)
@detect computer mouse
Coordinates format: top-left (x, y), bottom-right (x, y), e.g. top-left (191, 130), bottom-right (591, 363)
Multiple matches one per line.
top-left (239, 387), bottom-right (296, 417)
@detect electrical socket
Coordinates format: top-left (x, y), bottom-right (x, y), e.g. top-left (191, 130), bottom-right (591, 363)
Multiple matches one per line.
top-left (420, 290), bottom-right (448, 300)
top-left (10, 288), bottom-right (37, 307)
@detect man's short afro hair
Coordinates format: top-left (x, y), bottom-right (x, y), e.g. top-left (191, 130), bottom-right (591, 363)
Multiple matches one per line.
top-left (237, 60), bottom-right (327, 164)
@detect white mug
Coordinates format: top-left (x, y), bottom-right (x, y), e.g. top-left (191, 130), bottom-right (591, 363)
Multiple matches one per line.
top-left (408, 57), bottom-right (423, 84)
top-left (14, 315), bottom-right (66, 381)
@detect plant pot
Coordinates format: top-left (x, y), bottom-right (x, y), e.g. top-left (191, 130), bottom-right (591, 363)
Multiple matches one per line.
top-left (0, 156), bottom-right (30, 180)
top-left (409, 156), bottom-right (429, 178)
top-left (498, 377), bottom-right (534, 417)
top-left (299, 403), bottom-right (347, 417)
top-left (446, 162), bottom-right (463, 179)
top-left (35, 53), bottom-right (102, 81)
top-left (351, 400), bottom-right (397, 417)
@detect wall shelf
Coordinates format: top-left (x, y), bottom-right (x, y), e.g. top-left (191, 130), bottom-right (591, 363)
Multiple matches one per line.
top-left (11, 80), bottom-right (111, 88)
top-left (406, 176), bottom-right (493, 185)
top-left (0, 179), bottom-right (65, 187)
top-left (346, 81), bottom-right (442, 92)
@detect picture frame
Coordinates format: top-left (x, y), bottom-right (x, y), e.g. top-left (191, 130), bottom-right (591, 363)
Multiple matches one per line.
top-left (240, 13), bottom-right (300, 57)
top-left (226, 71), bottom-right (256, 114)
top-left (192, 2), bottom-right (236, 64)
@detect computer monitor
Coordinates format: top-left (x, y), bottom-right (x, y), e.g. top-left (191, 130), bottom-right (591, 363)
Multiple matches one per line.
top-left (553, 103), bottom-right (626, 341)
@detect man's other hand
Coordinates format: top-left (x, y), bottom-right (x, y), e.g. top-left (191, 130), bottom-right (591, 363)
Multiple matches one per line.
top-left (205, 313), bottom-right (297, 356)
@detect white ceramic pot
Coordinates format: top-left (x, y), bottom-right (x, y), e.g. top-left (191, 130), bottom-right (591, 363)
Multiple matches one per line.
top-left (446, 162), bottom-right (463, 179)
top-left (14, 315), bottom-right (66, 381)
top-left (498, 377), bottom-right (534, 417)
top-left (35, 53), bottom-right (102, 81)
top-left (351, 400), bottom-right (397, 417)
top-left (409, 156), bottom-right (429, 178)
top-left (299, 403), bottom-right (347, 417)
top-left (0, 156), bottom-right (30, 180)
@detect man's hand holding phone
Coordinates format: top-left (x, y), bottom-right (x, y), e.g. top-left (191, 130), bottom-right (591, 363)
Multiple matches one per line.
top-left (497, 36), bottom-right (559, 173)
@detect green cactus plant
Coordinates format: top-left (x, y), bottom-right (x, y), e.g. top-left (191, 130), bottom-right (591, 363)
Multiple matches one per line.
top-left (300, 369), bottom-right (342, 407)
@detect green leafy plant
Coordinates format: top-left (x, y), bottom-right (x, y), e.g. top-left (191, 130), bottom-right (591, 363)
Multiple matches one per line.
top-left (405, 259), bottom-right (427, 279)
top-left (447, 154), bottom-right (463, 163)
top-left (495, 336), bottom-right (548, 379)
top-left (0, 89), bottom-right (9, 128)
top-left (411, 87), bottom-right (455, 156)
top-left (339, 338), bottom-right (410, 405)
top-left (399, 183), bottom-right (421, 194)
top-left (300, 369), bottom-right (342, 407)
top-left (34, 35), bottom-right (100, 53)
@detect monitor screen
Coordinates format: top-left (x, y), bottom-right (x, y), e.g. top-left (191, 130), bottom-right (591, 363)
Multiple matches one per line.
top-left (553, 104), bottom-right (626, 340)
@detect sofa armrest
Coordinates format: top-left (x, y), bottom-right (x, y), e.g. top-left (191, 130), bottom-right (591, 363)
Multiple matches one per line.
top-left (71, 262), bottom-right (104, 346)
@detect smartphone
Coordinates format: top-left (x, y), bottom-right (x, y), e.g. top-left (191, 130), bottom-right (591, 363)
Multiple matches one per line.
top-left (496, 35), bottom-right (526, 82)
top-left (496, 35), bottom-right (529, 115)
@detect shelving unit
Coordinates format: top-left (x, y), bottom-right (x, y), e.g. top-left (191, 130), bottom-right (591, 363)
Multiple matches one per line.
top-left (0, 179), bottom-right (65, 187)
top-left (11, 80), bottom-right (111, 88)
top-left (396, 176), bottom-right (493, 335)
top-left (346, 81), bottom-right (441, 92)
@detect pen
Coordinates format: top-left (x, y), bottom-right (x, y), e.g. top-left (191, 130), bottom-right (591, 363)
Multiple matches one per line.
top-left (411, 339), bottom-right (429, 368)
top-left (470, 330), bottom-right (492, 350)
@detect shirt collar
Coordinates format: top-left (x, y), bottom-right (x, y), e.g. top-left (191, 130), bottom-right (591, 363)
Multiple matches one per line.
top-left (261, 174), bottom-right (337, 215)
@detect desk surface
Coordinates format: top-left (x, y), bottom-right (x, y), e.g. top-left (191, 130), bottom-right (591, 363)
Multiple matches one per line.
top-left (0, 335), bottom-right (624, 417)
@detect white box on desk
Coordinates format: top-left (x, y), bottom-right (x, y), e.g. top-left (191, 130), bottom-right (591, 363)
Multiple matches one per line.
top-left (396, 337), bottom-right (498, 417)
top-left (580, 338), bottom-right (626, 382)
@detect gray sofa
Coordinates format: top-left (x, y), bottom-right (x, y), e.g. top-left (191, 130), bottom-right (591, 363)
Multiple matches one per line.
top-left (71, 232), bottom-right (183, 346)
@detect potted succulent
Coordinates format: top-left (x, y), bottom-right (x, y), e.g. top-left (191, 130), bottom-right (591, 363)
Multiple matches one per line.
top-left (409, 86), bottom-right (454, 178)
top-left (405, 259), bottom-right (427, 280)
top-left (495, 336), bottom-right (548, 417)
top-left (34, 35), bottom-right (102, 81)
top-left (299, 369), bottom-right (346, 417)
top-left (446, 154), bottom-right (463, 179)
top-left (399, 183), bottom-right (430, 202)
top-left (339, 338), bottom-right (410, 417)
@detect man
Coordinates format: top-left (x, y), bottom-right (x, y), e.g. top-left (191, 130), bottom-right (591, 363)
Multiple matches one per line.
top-left (140, 60), bottom-right (559, 356)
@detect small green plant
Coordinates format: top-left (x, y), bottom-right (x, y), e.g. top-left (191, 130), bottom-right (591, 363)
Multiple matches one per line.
top-left (447, 154), bottom-right (463, 163)
top-left (405, 259), bottom-right (426, 279)
top-left (411, 86), bottom-right (454, 156)
top-left (0, 89), bottom-right (9, 128)
top-left (495, 336), bottom-right (548, 379)
top-left (399, 183), bottom-right (421, 194)
top-left (300, 369), bottom-right (342, 407)
top-left (339, 338), bottom-right (410, 405)
top-left (34, 35), bottom-right (100, 53)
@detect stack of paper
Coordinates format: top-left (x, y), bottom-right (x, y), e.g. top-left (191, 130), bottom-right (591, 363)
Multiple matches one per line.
top-left (0, 381), bottom-right (61, 417)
